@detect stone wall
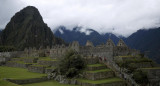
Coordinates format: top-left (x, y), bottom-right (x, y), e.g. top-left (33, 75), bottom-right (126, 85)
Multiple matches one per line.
top-left (84, 71), bottom-right (115, 80)
top-left (77, 81), bottom-right (125, 86)
top-left (23, 58), bottom-right (38, 63)
top-left (87, 65), bottom-right (106, 71)
top-left (6, 76), bottom-right (48, 84)
top-left (37, 60), bottom-right (58, 67)
top-left (142, 69), bottom-right (160, 86)
top-left (84, 56), bottom-right (99, 64)
top-left (6, 61), bottom-right (32, 68)
top-left (28, 65), bottom-right (47, 73)
top-left (0, 52), bottom-right (18, 65)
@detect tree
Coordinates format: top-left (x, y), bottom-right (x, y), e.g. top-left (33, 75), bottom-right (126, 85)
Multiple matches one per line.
top-left (132, 70), bottom-right (149, 85)
top-left (58, 50), bottom-right (86, 78)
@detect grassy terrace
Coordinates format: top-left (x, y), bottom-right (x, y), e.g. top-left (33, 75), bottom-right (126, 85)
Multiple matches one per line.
top-left (0, 80), bottom-right (21, 86)
top-left (31, 64), bottom-right (49, 67)
top-left (38, 57), bottom-right (57, 61)
top-left (116, 55), bottom-right (134, 58)
top-left (0, 66), bottom-right (47, 86)
top-left (87, 64), bottom-right (105, 67)
top-left (86, 69), bottom-right (111, 73)
top-left (141, 67), bottom-right (160, 70)
top-left (23, 80), bottom-right (79, 86)
top-left (0, 66), bottom-right (46, 79)
top-left (8, 61), bottom-right (33, 64)
top-left (0, 66), bottom-right (79, 86)
top-left (78, 78), bottom-right (123, 84)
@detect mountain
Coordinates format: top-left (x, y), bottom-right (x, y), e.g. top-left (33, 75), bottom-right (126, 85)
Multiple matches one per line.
top-left (0, 6), bottom-right (64, 50)
top-left (54, 26), bottom-right (119, 46)
top-left (125, 27), bottom-right (160, 63)
top-left (54, 26), bottom-right (160, 63)
top-left (0, 29), bottom-right (2, 34)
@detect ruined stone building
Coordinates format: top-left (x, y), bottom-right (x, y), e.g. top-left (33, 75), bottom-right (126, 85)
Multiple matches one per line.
top-left (49, 38), bottom-right (140, 60)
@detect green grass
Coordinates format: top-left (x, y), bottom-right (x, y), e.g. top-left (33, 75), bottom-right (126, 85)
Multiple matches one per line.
top-left (0, 80), bottom-right (21, 86)
top-left (23, 80), bottom-right (79, 86)
top-left (39, 57), bottom-right (57, 61)
top-left (86, 69), bottom-right (111, 73)
top-left (31, 64), bottom-right (49, 67)
top-left (0, 66), bottom-right (79, 86)
top-left (78, 78), bottom-right (123, 84)
top-left (0, 66), bottom-right (47, 86)
top-left (0, 66), bottom-right (46, 80)
top-left (141, 67), bottom-right (160, 70)
top-left (116, 55), bottom-right (134, 58)
top-left (46, 67), bottom-right (55, 69)
top-left (87, 64), bottom-right (105, 67)
top-left (20, 57), bottom-right (38, 59)
top-left (8, 61), bottom-right (32, 65)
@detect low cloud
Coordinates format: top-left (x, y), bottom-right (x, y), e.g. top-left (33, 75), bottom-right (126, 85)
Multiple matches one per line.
top-left (0, 0), bottom-right (160, 37)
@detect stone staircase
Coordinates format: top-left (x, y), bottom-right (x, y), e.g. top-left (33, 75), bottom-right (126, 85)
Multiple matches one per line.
top-left (77, 63), bottom-right (126, 86)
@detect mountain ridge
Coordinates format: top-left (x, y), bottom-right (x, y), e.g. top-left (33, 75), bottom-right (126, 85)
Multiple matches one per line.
top-left (54, 26), bottom-right (160, 63)
top-left (54, 26), bottom-right (120, 46)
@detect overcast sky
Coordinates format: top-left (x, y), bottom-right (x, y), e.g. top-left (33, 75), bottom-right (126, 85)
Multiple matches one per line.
top-left (0, 0), bottom-right (160, 37)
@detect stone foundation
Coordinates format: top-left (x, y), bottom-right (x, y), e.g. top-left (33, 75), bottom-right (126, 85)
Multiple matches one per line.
top-left (28, 65), bottom-right (48, 73)
top-left (6, 76), bottom-right (48, 84)
top-left (87, 65), bottom-right (107, 71)
top-left (77, 81), bottom-right (125, 86)
top-left (85, 71), bottom-right (115, 80)
top-left (85, 57), bottom-right (99, 64)
top-left (23, 58), bottom-right (38, 63)
top-left (37, 60), bottom-right (58, 67)
top-left (45, 68), bottom-right (55, 74)
top-left (6, 61), bottom-right (32, 68)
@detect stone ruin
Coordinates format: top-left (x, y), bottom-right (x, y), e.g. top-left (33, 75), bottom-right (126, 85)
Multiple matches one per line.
top-left (49, 38), bottom-right (140, 61)
top-left (1, 38), bottom-right (160, 86)
top-left (0, 38), bottom-right (139, 61)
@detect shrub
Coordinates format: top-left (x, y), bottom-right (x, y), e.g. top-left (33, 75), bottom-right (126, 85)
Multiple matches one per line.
top-left (58, 50), bottom-right (86, 78)
top-left (132, 70), bottom-right (149, 85)
top-left (0, 46), bottom-right (16, 52)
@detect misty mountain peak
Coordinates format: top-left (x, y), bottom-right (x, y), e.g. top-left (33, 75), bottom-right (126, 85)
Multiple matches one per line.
top-left (0, 6), bottom-right (64, 50)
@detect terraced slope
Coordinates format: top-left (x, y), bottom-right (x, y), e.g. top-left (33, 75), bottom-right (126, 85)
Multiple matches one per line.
top-left (77, 63), bottom-right (125, 86)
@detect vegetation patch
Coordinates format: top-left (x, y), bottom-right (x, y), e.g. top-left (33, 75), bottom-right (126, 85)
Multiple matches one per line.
top-left (0, 66), bottom-right (46, 79)
top-left (46, 67), bottom-right (55, 69)
top-left (141, 67), bottom-right (160, 70)
top-left (31, 64), bottom-right (49, 67)
top-left (0, 66), bottom-right (46, 86)
top-left (116, 57), bottom-right (152, 69)
top-left (132, 69), bottom-right (149, 85)
top-left (87, 64), bottom-right (105, 67)
top-left (86, 69), bottom-right (111, 73)
top-left (78, 78), bottom-right (122, 84)
top-left (39, 57), bottom-right (57, 61)
top-left (0, 46), bottom-right (16, 52)
top-left (0, 80), bottom-right (20, 86)
top-left (116, 55), bottom-right (134, 58)
top-left (10, 61), bottom-right (32, 65)
top-left (23, 80), bottom-right (79, 86)
top-left (58, 50), bottom-right (86, 78)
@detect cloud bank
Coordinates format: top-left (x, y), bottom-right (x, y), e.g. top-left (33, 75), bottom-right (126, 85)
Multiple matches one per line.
top-left (0, 0), bottom-right (160, 37)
